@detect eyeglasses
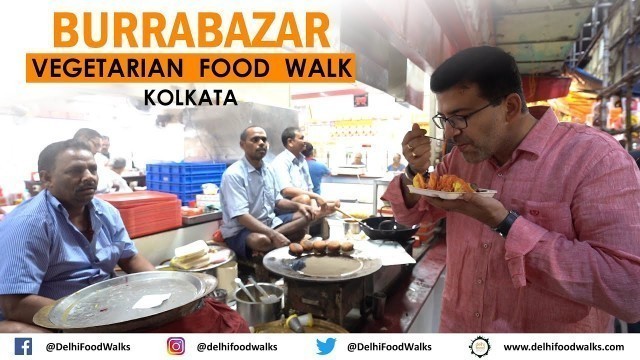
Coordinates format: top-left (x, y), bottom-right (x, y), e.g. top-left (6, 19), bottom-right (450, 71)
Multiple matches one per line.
top-left (432, 101), bottom-right (497, 130)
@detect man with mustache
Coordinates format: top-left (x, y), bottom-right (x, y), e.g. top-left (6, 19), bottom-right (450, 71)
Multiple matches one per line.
top-left (0, 139), bottom-right (155, 332)
top-left (384, 46), bottom-right (640, 332)
top-left (220, 126), bottom-right (314, 259)
top-left (271, 127), bottom-right (339, 217)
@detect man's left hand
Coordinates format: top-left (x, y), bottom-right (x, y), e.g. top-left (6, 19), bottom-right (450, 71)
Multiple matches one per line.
top-left (424, 193), bottom-right (509, 228)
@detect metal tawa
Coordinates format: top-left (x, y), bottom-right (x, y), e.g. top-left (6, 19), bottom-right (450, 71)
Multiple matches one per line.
top-left (262, 247), bottom-right (382, 282)
top-left (33, 271), bottom-right (217, 332)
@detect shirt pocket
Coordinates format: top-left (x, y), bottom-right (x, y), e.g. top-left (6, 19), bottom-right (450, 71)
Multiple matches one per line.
top-left (95, 240), bottom-right (125, 267)
top-left (512, 199), bottom-right (575, 239)
top-left (264, 181), bottom-right (276, 205)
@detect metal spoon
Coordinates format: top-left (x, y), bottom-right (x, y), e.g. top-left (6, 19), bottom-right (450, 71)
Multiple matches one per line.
top-left (248, 276), bottom-right (279, 304)
top-left (234, 278), bottom-right (257, 302)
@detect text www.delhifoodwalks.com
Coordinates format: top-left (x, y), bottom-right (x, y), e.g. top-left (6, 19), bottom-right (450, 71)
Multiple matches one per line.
top-left (347, 342), bottom-right (432, 352)
top-left (504, 342), bottom-right (624, 352)
top-left (46, 342), bottom-right (130, 352)
top-left (197, 342), bottom-right (277, 352)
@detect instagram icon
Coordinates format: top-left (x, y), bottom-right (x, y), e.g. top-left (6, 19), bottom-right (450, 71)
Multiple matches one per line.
top-left (167, 337), bottom-right (185, 355)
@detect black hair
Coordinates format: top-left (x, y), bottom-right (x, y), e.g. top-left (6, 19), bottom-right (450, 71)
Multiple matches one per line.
top-left (302, 142), bottom-right (314, 157)
top-left (111, 157), bottom-right (126, 170)
top-left (430, 46), bottom-right (528, 113)
top-left (38, 139), bottom-right (92, 173)
top-left (240, 126), bottom-right (261, 141)
top-left (73, 128), bottom-right (102, 140)
top-left (281, 127), bottom-right (300, 147)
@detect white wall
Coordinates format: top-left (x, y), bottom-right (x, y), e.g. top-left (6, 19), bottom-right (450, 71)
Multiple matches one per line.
top-left (0, 103), bottom-right (182, 194)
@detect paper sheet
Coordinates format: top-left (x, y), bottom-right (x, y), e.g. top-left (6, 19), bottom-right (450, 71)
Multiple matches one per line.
top-left (352, 239), bottom-right (416, 266)
top-left (132, 293), bottom-right (172, 309)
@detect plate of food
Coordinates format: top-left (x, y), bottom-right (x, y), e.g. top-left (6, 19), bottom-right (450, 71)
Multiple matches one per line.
top-left (408, 173), bottom-right (497, 200)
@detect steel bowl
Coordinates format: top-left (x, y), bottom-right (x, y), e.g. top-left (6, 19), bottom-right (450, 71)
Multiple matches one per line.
top-left (234, 283), bottom-right (284, 326)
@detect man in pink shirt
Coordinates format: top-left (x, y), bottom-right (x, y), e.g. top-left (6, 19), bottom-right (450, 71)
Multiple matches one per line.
top-left (383, 46), bottom-right (640, 332)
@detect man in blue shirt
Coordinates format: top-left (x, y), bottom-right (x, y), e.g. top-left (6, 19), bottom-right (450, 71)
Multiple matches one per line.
top-left (220, 126), bottom-right (315, 259)
top-left (387, 153), bottom-right (406, 172)
top-left (302, 142), bottom-right (331, 195)
top-left (271, 127), bottom-right (339, 214)
top-left (0, 139), bottom-right (155, 332)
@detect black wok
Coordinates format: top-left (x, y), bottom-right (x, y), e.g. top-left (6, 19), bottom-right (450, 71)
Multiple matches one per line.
top-left (359, 217), bottom-right (419, 243)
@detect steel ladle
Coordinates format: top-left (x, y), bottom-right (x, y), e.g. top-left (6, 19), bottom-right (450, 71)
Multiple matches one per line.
top-left (248, 276), bottom-right (279, 304)
top-left (234, 278), bottom-right (257, 302)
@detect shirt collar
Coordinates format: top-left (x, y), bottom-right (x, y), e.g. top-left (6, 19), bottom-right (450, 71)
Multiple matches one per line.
top-left (241, 156), bottom-right (264, 174)
top-left (513, 106), bottom-right (558, 158)
top-left (283, 149), bottom-right (304, 164)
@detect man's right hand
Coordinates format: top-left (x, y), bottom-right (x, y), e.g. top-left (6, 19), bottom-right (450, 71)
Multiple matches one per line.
top-left (402, 123), bottom-right (432, 173)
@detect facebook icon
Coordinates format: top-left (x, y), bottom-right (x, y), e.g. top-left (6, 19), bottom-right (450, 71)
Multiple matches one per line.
top-left (14, 338), bottom-right (32, 355)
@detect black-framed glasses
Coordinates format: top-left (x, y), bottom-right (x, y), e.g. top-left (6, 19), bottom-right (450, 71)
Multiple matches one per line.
top-left (432, 101), bottom-right (497, 130)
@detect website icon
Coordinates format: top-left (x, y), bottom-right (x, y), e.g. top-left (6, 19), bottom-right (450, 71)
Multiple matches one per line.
top-left (14, 338), bottom-right (33, 356)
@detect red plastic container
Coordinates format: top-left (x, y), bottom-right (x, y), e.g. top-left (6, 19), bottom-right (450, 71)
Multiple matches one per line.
top-left (97, 191), bottom-right (182, 238)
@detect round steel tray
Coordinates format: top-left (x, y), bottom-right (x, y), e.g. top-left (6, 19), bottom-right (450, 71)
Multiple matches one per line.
top-left (33, 271), bottom-right (217, 332)
top-left (263, 247), bottom-right (382, 282)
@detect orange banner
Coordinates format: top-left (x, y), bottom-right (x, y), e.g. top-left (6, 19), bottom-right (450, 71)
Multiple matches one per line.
top-left (25, 53), bottom-right (355, 83)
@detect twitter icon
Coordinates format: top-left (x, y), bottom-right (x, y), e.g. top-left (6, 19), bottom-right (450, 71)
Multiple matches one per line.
top-left (316, 337), bottom-right (336, 355)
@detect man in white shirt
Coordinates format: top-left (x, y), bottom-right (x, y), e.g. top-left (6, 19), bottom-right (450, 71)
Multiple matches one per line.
top-left (73, 129), bottom-right (130, 193)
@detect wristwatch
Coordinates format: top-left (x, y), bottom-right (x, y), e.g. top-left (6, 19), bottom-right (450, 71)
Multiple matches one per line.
top-left (404, 165), bottom-right (429, 181)
top-left (492, 210), bottom-right (519, 238)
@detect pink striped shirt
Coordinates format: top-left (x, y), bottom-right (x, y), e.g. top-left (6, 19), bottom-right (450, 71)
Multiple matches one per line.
top-left (383, 107), bottom-right (640, 332)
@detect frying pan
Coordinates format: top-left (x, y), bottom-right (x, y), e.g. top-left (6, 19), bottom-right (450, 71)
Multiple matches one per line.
top-left (359, 216), bottom-right (419, 243)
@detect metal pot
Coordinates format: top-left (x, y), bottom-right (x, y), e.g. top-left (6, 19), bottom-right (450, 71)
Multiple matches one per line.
top-left (234, 283), bottom-right (283, 326)
top-left (359, 216), bottom-right (419, 243)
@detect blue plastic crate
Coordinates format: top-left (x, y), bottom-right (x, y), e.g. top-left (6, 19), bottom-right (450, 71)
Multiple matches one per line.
top-left (147, 181), bottom-right (215, 193)
top-left (146, 172), bottom-right (223, 184)
top-left (176, 191), bottom-right (202, 206)
top-left (146, 162), bottom-right (226, 176)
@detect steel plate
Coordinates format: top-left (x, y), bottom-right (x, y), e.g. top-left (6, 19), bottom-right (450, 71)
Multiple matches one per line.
top-left (156, 243), bottom-right (236, 274)
top-left (40, 271), bottom-right (216, 330)
top-left (263, 247), bottom-right (382, 282)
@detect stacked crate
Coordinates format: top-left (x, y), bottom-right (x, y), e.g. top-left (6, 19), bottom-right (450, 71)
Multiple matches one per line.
top-left (146, 162), bottom-right (226, 205)
top-left (97, 191), bottom-right (182, 238)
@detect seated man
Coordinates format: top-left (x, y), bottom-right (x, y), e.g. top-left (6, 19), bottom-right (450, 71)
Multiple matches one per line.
top-left (387, 153), bottom-right (406, 172)
top-left (220, 126), bottom-right (315, 259)
top-left (0, 139), bottom-right (156, 332)
top-left (101, 157), bottom-right (132, 193)
top-left (73, 128), bottom-right (117, 194)
top-left (271, 127), bottom-right (339, 214)
top-left (352, 152), bottom-right (365, 166)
